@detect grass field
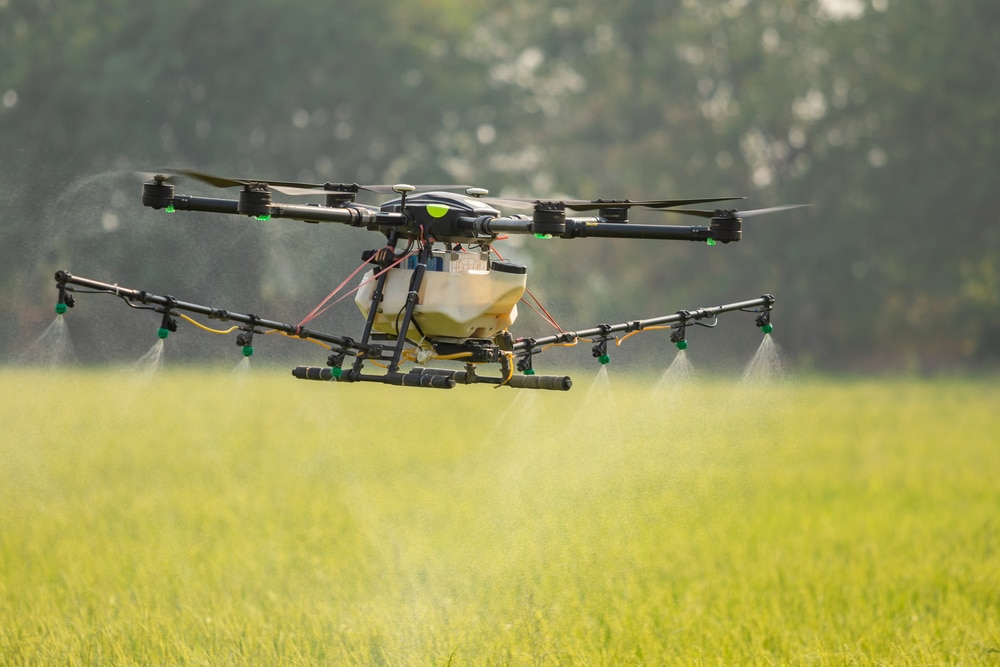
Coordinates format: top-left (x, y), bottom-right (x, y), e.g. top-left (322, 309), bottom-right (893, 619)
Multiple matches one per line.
top-left (1, 363), bottom-right (998, 665)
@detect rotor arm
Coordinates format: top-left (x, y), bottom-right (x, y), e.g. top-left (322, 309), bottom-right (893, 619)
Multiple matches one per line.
top-left (455, 215), bottom-right (534, 237)
top-left (148, 194), bottom-right (241, 215)
top-left (148, 194), bottom-right (402, 228)
top-left (453, 212), bottom-right (729, 243)
top-left (560, 219), bottom-right (714, 241)
top-left (268, 202), bottom-right (405, 228)
top-left (142, 180), bottom-right (405, 229)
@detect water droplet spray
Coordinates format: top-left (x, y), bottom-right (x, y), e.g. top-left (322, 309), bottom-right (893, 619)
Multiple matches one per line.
top-left (23, 315), bottom-right (76, 367)
top-left (133, 338), bottom-right (165, 379)
top-left (742, 333), bottom-right (784, 384)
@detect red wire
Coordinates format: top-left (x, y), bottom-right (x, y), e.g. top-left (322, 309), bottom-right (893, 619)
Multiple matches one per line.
top-left (297, 245), bottom-right (410, 329)
top-left (490, 246), bottom-right (563, 332)
top-left (523, 287), bottom-right (563, 331)
top-left (326, 251), bottom-right (410, 309)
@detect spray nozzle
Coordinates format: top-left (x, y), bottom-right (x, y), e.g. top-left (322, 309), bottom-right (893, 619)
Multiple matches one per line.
top-left (592, 327), bottom-right (611, 365)
top-left (235, 331), bottom-right (254, 357)
top-left (157, 310), bottom-right (178, 339)
top-left (517, 339), bottom-right (538, 374)
top-left (755, 309), bottom-right (773, 334)
top-left (55, 283), bottom-right (75, 315)
top-left (236, 316), bottom-right (261, 357)
top-left (670, 317), bottom-right (689, 350)
top-left (326, 350), bottom-right (347, 379)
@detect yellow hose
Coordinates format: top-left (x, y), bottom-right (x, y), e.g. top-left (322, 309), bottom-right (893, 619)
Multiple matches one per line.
top-left (617, 324), bottom-right (673, 345)
top-left (267, 330), bottom-right (332, 350)
top-left (177, 313), bottom-right (239, 335)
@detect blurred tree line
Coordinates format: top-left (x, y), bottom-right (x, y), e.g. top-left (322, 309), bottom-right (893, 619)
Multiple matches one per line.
top-left (2, 0), bottom-right (997, 371)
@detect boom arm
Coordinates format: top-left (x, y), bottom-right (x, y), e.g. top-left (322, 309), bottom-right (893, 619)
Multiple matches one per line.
top-left (53, 270), bottom-right (775, 391)
top-left (54, 270), bottom-right (378, 355)
top-left (511, 295), bottom-right (775, 372)
top-left (513, 295), bottom-right (775, 351)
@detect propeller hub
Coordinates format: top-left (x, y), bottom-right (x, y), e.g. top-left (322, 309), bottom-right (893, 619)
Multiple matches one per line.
top-left (709, 211), bottom-right (742, 243)
top-left (531, 202), bottom-right (566, 237)
top-left (141, 180), bottom-right (175, 209)
top-left (237, 185), bottom-right (272, 218)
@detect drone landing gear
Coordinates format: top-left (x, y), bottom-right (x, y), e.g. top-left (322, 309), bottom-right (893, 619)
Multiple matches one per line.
top-left (294, 239), bottom-right (573, 390)
top-left (291, 364), bottom-right (573, 390)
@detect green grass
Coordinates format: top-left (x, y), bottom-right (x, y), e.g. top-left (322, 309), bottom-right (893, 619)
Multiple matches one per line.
top-left (1, 366), bottom-right (998, 665)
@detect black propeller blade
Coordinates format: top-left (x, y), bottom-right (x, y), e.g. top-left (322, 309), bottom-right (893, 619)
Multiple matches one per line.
top-left (567, 196), bottom-right (748, 211)
top-left (481, 195), bottom-right (747, 211)
top-left (273, 182), bottom-right (480, 196)
top-left (659, 204), bottom-right (811, 219)
top-left (137, 170), bottom-right (182, 183)
top-left (160, 168), bottom-right (473, 196)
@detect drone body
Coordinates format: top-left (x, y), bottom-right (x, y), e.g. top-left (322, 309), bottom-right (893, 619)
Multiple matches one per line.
top-left (55, 169), bottom-right (805, 390)
top-left (354, 247), bottom-right (526, 344)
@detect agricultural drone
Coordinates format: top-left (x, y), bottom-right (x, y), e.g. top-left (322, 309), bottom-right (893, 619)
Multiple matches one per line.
top-left (55, 168), bottom-right (805, 390)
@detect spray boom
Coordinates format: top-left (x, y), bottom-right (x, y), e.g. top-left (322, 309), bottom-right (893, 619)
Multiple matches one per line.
top-left (54, 267), bottom-right (776, 391)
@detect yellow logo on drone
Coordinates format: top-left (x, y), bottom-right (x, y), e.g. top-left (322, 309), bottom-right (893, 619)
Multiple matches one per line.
top-left (427, 204), bottom-right (450, 218)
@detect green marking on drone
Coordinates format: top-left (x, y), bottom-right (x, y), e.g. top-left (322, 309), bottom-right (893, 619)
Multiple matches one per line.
top-left (427, 204), bottom-right (450, 218)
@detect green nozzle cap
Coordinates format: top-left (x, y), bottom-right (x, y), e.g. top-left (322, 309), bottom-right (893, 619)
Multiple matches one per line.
top-left (331, 367), bottom-right (343, 379)
top-left (534, 233), bottom-right (553, 239)
top-left (157, 327), bottom-right (170, 339)
top-left (598, 354), bottom-right (610, 365)
top-left (55, 302), bottom-right (68, 315)
top-left (242, 345), bottom-right (254, 357)
top-left (706, 238), bottom-right (716, 246)
top-left (675, 339), bottom-right (688, 350)
top-left (761, 323), bottom-right (774, 334)
top-left (256, 214), bottom-right (271, 221)
top-left (523, 368), bottom-right (536, 375)
top-left (165, 205), bottom-right (175, 213)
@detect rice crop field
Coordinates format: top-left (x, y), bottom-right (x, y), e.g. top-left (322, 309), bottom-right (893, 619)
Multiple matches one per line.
top-left (1, 360), bottom-right (998, 665)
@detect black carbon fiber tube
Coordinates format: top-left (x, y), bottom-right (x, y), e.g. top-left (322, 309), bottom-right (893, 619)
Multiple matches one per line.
top-left (513, 294), bottom-right (775, 351)
top-left (55, 270), bottom-right (372, 353)
top-left (403, 367), bottom-right (572, 390)
top-left (505, 374), bottom-right (573, 391)
top-left (389, 372), bottom-right (456, 389)
top-left (292, 366), bottom-right (335, 381)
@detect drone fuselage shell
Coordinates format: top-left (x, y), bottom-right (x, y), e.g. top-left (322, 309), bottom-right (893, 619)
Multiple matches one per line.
top-left (355, 251), bottom-right (526, 343)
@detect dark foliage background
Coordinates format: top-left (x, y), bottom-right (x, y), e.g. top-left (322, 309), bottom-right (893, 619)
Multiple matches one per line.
top-left (3, 0), bottom-right (997, 371)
